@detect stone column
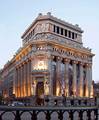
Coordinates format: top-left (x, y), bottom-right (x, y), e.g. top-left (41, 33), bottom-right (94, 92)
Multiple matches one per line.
top-left (15, 68), bottom-right (18, 97)
top-left (79, 62), bottom-right (84, 97)
top-left (17, 67), bottom-right (20, 97)
top-left (63, 29), bottom-right (65, 36)
top-left (48, 56), bottom-right (52, 96)
top-left (55, 26), bottom-right (57, 33)
top-left (27, 60), bottom-right (30, 96)
top-left (88, 64), bottom-right (92, 97)
top-left (64, 59), bottom-right (70, 97)
top-left (27, 59), bottom-right (31, 97)
top-left (25, 62), bottom-right (28, 97)
top-left (72, 61), bottom-right (78, 97)
top-left (19, 66), bottom-right (21, 97)
top-left (29, 60), bottom-right (32, 96)
top-left (17, 66), bottom-right (19, 97)
top-left (24, 62), bottom-right (26, 97)
top-left (85, 64), bottom-right (90, 97)
top-left (59, 27), bottom-right (61, 34)
top-left (21, 65), bottom-right (23, 97)
top-left (26, 61), bottom-right (28, 97)
top-left (22, 63), bottom-right (25, 97)
top-left (56, 57), bottom-right (61, 96)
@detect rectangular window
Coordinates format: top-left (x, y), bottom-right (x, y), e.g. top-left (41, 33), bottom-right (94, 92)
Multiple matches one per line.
top-left (75, 33), bottom-right (77, 38)
top-left (57, 26), bottom-right (59, 34)
top-left (68, 31), bottom-right (71, 38)
top-left (65, 30), bottom-right (67, 36)
top-left (61, 28), bottom-right (63, 35)
top-left (53, 25), bottom-right (56, 32)
top-left (32, 29), bottom-right (34, 35)
top-left (72, 32), bottom-right (74, 39)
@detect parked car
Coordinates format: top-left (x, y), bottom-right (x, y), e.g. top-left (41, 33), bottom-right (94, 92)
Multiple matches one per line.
top-left (9, 101), bottom-right (24, 107)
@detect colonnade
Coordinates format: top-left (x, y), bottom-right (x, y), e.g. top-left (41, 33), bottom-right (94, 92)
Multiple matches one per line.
top-left (14, 56), bottom-right (92, 98)
top-left (51, 56), bottom-right (92, 98)
top-left (15, 59), bottom-right (32, 98)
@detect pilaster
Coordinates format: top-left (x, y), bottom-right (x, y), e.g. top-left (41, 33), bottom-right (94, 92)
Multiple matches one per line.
top-left (64, 58), bottom-right (70, 97)
top-left (56, 56), bottom-right (62, 96)
top-left (17, 67), bottom-right (20, 97)
top-left (22, 62), bottom-right (25, 97)
top-left (21, 65), bottom-right (24, 97)
top-left (85, 63), bottom-right (90, 97)
top-left (79, 62), bottom-right (84, 97)
top-left (19, 66), bottom-right (21, 97)
top-left (26, 61), bottom-right (28, 97)
top-left (27, 60), bottom-right (30, 96)
top-left (48, 56), bottom-right (53, 96)
top-left (72, 61), bottom-right (78, 97)
top-left (88, 63), bottom-right (92, 97)
top-left (29, 59), bottom-right (32, 96)
top-left (15, 68), bottom-right (18, 97)
top-left (24, 62), bottom-right (26, 97)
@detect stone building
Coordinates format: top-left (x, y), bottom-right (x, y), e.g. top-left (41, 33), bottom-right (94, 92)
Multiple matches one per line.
top-left (0, 59), bottom-right (15, 102)
top-left (0, 13), bottom-right (94, 104)
top-left (93, 81), bottom-right (99, 97)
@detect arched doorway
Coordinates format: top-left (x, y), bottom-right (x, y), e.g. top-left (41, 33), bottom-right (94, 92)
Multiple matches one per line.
top-left (36, 81), bottom-right (44, 105)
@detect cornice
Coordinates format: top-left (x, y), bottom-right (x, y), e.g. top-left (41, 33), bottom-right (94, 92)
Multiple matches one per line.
top-left (29, 33), bottom-right (94, 56)
top-left (15, 44), bottom-right (32, 60)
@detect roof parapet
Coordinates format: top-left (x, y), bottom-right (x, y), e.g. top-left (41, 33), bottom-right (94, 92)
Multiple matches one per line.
top-left (21, 12), bottom-right (83, 39)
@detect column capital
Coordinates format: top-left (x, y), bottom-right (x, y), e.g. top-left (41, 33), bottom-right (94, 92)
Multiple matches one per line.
top-left (79, 62), bottom-right (84, 66)
top-left (19, 64), bottom-right (22, 68)
top-left (56, 56), bottom-right (62, 61)
top-left (15, 66), bottom-right (18, 70)
top-left (85, 63), bottom-right (92, 68)
top-left (28, 57), bottom-right (32, 61)
top-left (48, 55), bottom-right (53, 60)
top-left (51, 55), bottom-right (55, 60)
top-left (23, 61), bottom-right (27, 65)
top-left (26, 59), bottom-right (30, 63)
top-left (16, 64), bottom-right (21, 69)
top-left (72, 60), bottom-right (78, 64)
top-left (64, 58), bottom-right (70, 63)
top-left (89, 63), bottom-right (92, 67)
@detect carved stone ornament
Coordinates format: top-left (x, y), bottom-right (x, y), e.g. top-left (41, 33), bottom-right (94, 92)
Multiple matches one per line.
top-left (36, 23), bottom-right (49, 33)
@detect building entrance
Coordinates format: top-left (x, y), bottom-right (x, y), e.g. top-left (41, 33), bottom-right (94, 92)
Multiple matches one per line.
top-left (36, 81), bottom-right (44, 105)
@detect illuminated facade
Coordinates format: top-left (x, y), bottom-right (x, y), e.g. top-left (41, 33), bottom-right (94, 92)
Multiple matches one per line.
top-left (0, 13), bottom-right (94, 103)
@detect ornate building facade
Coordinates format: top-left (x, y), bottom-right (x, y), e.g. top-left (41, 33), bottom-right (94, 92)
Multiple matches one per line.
top-left (0, 13), bottom-right (94, 104)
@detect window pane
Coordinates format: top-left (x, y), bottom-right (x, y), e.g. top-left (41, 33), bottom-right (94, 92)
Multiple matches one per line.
top-left (68, 31), bottom-right (71, 38)
top-left (65, 30), bottom-right (67, 36)
top-left (57, 26), bottom-right (59, 34)
top-left (61, 28), bottom-right (63, 35)
top-left (53, 25), bottom-right (55, 32)
top-left (72, 32), bottom-right (74, 39)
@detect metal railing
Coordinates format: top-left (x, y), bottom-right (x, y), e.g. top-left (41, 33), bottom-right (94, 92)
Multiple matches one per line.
top-left (0, 106), bottom-right (98, 120)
